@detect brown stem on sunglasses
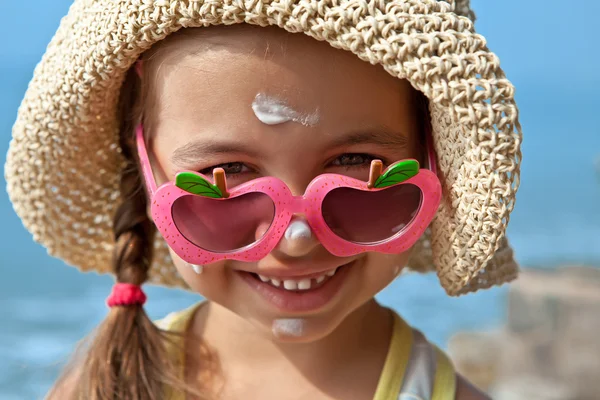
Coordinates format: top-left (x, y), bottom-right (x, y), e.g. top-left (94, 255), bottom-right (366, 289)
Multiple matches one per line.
top-left (213, 168), bottom-right (230, 198)
top-left (367, 160), bottom-right (383, 189)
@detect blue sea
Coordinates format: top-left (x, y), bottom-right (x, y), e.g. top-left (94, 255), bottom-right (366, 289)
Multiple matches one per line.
top-left (1, 0), bottom-right (599, 398)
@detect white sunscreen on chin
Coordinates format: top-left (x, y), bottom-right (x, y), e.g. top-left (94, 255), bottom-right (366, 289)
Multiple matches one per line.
top-left (252, 93), bottom-right (319, 127)
top-left (272, 318), bottom-right (306, 338)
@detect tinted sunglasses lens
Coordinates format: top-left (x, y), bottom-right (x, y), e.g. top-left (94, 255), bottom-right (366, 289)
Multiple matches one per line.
top-left (172, 192), bottom-right (275, 252)
top-left (321, 184), bottom-right (422, 243)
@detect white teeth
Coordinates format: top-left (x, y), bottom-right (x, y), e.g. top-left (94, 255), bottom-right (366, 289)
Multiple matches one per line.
top-left (257, 267), bottom-right (341, 290)
top-left (283, 280), bottom-right (298, 290)
top-left (297, 279), bottom-right (311, 290)
top-left (190, 264), bottom-right (203, 274)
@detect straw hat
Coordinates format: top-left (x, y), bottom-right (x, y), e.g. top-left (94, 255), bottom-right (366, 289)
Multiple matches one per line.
top-left (5, 0), bottom-right (521, 296)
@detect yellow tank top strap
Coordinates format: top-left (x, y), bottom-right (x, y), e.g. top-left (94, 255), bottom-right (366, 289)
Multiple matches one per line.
top-left (374, 310), bottom-right (457, 400)
top-left (431, 346), bottom-right (456, 400)
top-left (155, 302), bottom-right (203, 400)
top-left (373, 311), bottom-right (414, 400)
top-left (155, 302), bottom-right (200, 368)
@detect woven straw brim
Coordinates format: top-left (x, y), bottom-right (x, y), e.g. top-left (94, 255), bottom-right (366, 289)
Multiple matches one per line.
top-left (5, 0), bottom-right (521, 296)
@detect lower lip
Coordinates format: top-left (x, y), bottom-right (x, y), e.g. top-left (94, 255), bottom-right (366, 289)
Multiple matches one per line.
top-left (237, 262), bottom-right (354, 313)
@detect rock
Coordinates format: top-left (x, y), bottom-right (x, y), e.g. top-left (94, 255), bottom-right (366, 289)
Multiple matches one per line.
top-left (489, 376), bottom-right (574, 400)
top-left (448, 331), bottom-right (503, 392)
top-left (449, 266), bottom-right (600, 400)
top-left (507, 267), bottom-right (600, 400)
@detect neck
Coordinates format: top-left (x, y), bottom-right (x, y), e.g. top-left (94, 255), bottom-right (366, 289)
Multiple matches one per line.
top-left (191, 300), bottom-right (393, 395)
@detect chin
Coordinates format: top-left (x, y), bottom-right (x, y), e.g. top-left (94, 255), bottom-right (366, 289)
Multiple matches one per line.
top-left (265, 308), bottom-right (350, 344)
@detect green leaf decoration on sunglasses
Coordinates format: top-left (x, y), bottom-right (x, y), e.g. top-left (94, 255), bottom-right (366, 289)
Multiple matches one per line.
top-left (175, 172), bottom-right (224, 198)
top-left (373, 160), bottom-right (419, 189)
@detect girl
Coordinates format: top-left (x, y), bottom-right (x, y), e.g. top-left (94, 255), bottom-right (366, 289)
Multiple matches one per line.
top-left (6, 0), bottom-right (521, 399)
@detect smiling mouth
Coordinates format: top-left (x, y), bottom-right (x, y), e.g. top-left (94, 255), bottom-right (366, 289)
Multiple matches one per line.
top-left (250, 267), bottom-right (341, 291)
top-left (238, 261), bottom-right (356, 312)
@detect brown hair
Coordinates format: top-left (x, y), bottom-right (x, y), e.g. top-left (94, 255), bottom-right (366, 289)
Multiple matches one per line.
top-left (48, 67), bottom-right (190, 400)
top-left (47, 30), bottom-right (219, 400)
top-left (77, 68), bottom-right (179, 399)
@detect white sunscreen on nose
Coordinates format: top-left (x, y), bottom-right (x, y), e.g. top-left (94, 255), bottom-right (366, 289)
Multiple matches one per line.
top-left (272, 318), bottom-right (306, 338)
top-left (252, 93), bottom-right (319, 127)
top-left (284, 219), bottom-right (312, 241)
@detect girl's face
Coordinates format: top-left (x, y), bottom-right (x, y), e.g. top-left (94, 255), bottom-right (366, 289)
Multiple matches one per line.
top-left (146, 25), bottom-right (422, 342)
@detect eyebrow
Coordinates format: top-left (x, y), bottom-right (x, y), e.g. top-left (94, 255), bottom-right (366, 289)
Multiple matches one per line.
top-left (170, 128), bottom-right (410, 168)
top-left (170, 139), bottom-right (260, 168)
top-left (327, 128), bottom-right (410, 150)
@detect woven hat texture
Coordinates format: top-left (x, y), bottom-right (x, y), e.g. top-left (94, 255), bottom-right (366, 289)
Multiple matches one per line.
top-left (5, 0), bottom-right (522, 296)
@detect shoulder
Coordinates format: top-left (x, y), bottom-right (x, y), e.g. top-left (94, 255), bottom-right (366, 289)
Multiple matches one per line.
top-left (392, 316), bottom-right (489, 400)
top-left (154, 310), bottom-right (182, 331)
top-left (455, 374), bottom-right (491, 400)
top-left (154, 302), bottom-right (202, 332)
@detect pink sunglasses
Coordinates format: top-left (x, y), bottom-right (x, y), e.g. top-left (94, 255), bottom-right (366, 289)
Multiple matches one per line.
top-left (136, 125), bottom-right (442, 266)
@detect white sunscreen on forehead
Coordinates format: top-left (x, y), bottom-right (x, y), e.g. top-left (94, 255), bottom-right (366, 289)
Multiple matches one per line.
top-left (272, 318), bottom-right (306, 338)
top-left (252, 93), bottom-right (319, 127)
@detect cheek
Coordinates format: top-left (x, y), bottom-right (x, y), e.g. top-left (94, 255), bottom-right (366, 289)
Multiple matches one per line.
top-left (361, 251), bottom-right (412, 290)
top-left (167, 248), bottom-right (230, 297)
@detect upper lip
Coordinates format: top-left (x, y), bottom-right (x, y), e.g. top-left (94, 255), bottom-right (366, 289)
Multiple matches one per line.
top-left (235, 259), bottom-right (357, 279)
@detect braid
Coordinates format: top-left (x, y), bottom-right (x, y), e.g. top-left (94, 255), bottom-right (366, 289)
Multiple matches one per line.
top-left (111, 132), bottom-right (154, 285)
top-left (50, 46), bottom-right (209, 400)
top-left (73, 69), bottom-right (183, 400)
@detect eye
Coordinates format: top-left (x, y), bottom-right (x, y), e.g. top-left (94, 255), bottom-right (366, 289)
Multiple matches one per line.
top-left (200, 162), bottom-right (251, 176)
top-left (330, 153), bottom-right (378, 168)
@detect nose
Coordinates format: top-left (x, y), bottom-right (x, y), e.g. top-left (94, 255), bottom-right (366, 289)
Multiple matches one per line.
top-left (276, 217), bottom-right (320, 257)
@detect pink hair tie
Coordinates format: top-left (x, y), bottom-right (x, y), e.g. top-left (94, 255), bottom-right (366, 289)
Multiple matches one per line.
top-left (106, 283), bottom-right (147, 307)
